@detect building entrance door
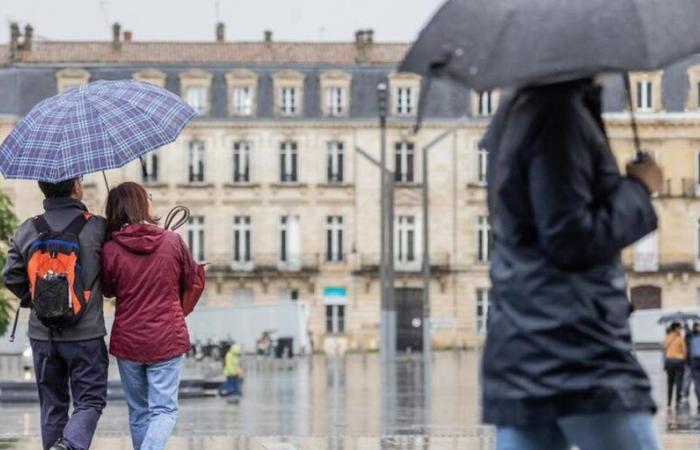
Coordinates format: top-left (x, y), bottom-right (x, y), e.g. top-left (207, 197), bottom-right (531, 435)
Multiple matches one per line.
top-left (395, 288), bottom-right (423, 353)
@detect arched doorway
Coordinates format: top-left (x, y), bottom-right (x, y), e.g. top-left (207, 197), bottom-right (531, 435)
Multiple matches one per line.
top-left (630, 285), bottom-right (662, 310)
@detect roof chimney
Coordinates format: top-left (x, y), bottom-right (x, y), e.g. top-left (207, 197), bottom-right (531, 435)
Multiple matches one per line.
top-left (123, 31), bottom-right (132, 43)
top-left (22, 24), bottom-right (33, 51)
top-left (216, 22), bottom-right (225, 43)
top-left (112, 23), bottom-right (121, 50)
top-left (365, 29), bottom-right (374, 45)
top-left (264, 30), bottom-right (273, 43)
top-left (355, 30), bottom-right (369, 63)
top-left (9, 23), bottom-right (20, 60)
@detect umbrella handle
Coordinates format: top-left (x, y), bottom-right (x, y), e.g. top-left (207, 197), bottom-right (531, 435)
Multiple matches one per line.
top-left (623, 73), bottom-right (644, 162)
top-left (102, 171), bottom-right (110, 191)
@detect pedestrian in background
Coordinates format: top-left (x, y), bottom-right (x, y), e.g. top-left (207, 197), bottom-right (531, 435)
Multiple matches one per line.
top-left (102, 182), bottom-right (199, 450)
top-left (219, 343), bottom-right (243, 399)
top-left (482, 78), bottom-right (662, 450)
top-left (665, 322), bottom-right (687, 409)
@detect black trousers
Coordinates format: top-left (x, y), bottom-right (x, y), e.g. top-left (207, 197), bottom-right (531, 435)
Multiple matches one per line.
top-left (665, 358), bottom-right (685, 407)
top-left (30, 338), bottom-right (109, 450)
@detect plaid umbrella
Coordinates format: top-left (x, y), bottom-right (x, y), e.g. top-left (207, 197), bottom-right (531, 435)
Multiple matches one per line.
top-left (0, 79), bottom-right (196, 183)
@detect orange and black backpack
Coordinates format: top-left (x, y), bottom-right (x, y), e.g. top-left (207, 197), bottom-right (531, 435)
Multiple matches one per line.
top-left (25, 212), bottom-right (94, 331)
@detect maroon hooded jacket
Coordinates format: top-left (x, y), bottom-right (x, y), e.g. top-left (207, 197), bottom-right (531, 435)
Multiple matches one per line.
top-left (102, 224), bottom-right (197, 363)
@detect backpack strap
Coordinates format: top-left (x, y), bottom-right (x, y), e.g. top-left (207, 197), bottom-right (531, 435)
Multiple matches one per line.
top-left (63, 212), bottom-right (92, 236)
top-left (31, 215), bottom-right (51, 234)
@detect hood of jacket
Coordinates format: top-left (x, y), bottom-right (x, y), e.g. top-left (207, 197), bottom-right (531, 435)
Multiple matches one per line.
top-left (111, 223), bottom-right (166, 255)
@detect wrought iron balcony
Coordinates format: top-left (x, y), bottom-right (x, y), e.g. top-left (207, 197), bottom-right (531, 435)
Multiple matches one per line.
top-left (207, 253), bottom-right (321, 274)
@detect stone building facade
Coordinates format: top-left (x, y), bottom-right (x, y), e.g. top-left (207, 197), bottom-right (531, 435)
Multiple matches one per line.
top-left (1, 25), bottom-right (700, 352)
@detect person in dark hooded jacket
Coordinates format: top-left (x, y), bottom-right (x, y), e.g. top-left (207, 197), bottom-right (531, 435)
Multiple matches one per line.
top-left (101, 182), bottom-right (198, 450)
top-left (482, 78), bottom-right (662, 450)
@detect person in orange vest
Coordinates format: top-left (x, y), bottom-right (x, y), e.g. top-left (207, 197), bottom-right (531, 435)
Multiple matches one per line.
top-left (665, 322), bottom-right (687, 408)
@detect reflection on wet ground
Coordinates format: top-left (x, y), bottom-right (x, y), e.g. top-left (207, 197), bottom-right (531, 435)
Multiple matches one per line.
top-left (1, 350), bottom-right (700, 449)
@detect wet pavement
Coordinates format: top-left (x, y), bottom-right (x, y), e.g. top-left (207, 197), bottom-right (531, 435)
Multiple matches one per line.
top-left (1, 350), bottom-right (699, 449)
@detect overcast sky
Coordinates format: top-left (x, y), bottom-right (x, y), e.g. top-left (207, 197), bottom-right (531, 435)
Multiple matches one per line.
top-left (2, 0), bottom-right (443, 44)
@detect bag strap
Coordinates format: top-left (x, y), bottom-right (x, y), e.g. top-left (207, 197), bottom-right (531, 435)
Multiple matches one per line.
top-left (31, 215), bottom-right (51, 234)
top-left (63, 212), bottom-right (92, 237)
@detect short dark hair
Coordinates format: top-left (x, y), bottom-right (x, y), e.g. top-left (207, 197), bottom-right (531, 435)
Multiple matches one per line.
top-left (38, 178), bottom-right (78, 199)
top-left (105, 182), bottom-right (158, 235)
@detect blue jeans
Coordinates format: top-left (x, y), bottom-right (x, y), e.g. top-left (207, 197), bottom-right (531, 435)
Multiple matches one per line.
top-left (117, 355), bottom-right (183, 450)
top-left (218, 376), bottom-right (241, 397)
top-left (496, 412), bottom-right (661, 450)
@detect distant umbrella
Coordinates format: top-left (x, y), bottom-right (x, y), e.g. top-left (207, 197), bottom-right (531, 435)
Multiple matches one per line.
top-left (0, 80), bottom-right (196, 183)
top-left (657, 312), bottom-right (700, 325)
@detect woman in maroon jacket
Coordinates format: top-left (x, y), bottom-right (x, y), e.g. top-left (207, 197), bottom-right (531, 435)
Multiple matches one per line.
top-left (102, 182), bottom-right (197, 450)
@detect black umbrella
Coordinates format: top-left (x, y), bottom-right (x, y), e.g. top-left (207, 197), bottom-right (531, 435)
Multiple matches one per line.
top-left (657, 312), bottom-right (700, 325)
top-left (399, 0), bottom-right (700, 91)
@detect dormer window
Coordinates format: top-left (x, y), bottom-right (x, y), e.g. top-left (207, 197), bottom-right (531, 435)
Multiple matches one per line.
top-left (232, 87), bottom-right (253, 116)
top-left (471, 90), bottom-right (500, 117)
top-left (133, 69), bottom-right (166, 88)
top-left (629, 72), bottom-right (662, 113)
top-left (389, 72), bottom-right (421, 117)
top-left (281, 87), bottom-right (298, 116)
top-left (320, 70), bottom-right (351, 118)
top-left (396, 87), bottom-right (414, 116)
top-left (685, 66), bottom-right (700, 111)
top-left (226, 69), bottom-right (258, 117)
top-left (55, 68), bottom-right (90, 94)
top-left (273, 70), bottom-right (305, 117)
top-left (179, 69), bottom-right (212, 116)
top-left (186, 87), bottom-right (207, 115)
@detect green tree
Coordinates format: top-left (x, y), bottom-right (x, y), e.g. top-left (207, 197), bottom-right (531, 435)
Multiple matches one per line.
top-left (0, 191), bottom-right (18, 336)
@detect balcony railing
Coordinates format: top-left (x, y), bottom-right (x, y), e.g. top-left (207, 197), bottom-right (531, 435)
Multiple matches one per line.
top-left (356, 253), bottom-right (451, 273)
top-left (207, 253), bottom-right (321, 273)
top-left (624, 253), bottom-right (697, 273)
top-left (658, 178), bottom-right (700, 198)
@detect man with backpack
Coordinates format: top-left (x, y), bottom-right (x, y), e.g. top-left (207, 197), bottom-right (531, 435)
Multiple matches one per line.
top-left (3, 177), bottom-right (108, 450)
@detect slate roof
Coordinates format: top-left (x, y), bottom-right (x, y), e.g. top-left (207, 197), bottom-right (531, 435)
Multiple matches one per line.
top-left (1, 39), bottom-right (699, 120)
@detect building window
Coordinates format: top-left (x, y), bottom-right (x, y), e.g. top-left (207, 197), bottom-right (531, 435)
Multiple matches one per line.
top-left (280, 141), bottom-right (298, 183)
top-left (477, 146), bottom-right (488, 185)
top-left (476, 91), bottom-right (495, 117)
top-left (394, 142), bottom-right (415, 183)
top-left (636, 80), bottom-right (653, 112)
top-left (233, 141), bottom-right (251, 183)
top-left (55, 68), bottom-right (90, 94)
top-left (141, 151), bottom-right (159, 184)
top-left (187, 216), bottom-right (206, 263)
top-left (396, 87), bottom-right (414, 116)
top-left (634, 231), bottom-right (658, 272)
top-left (327, 141), bottom-right (344, 183)
top-left (477, 216), bottom-right (492, 263)
top-left (232, 86), bottom-right (253, 116)
top-left (326, 305), bottom-right (346, 334)
top-left (476, 288), bottom-right (491, 333)
top-left (396, 215), bottom-right (418, 265)
top-left (186, 86), bottom-right (207, 115)
top-left (326, 87), bottom-right (346, 117)
top-left (279, 216), bottom-right (301, 268)
top-left (281, 87), bottom-right (298, 116)
top-left (630, 285), bottom-right (662, 310)
top-left (188, 141), bottom-right (205, 183)
top-left (233, 216), bottom-right (252, 265)
top-left (326, 216), bottom-right (344, 262)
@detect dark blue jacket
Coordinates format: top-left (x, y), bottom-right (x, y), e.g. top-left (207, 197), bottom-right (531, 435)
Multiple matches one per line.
top-left (481, 79), bottom-right (657, 426)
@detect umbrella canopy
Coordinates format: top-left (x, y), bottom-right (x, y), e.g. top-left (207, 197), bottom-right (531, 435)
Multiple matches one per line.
top-left (399, 0), bottom-right (700, 91)
top-left (657, 312), bottom-right (700, 325)
top-left (0, 80), bottom-right (196, 183)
